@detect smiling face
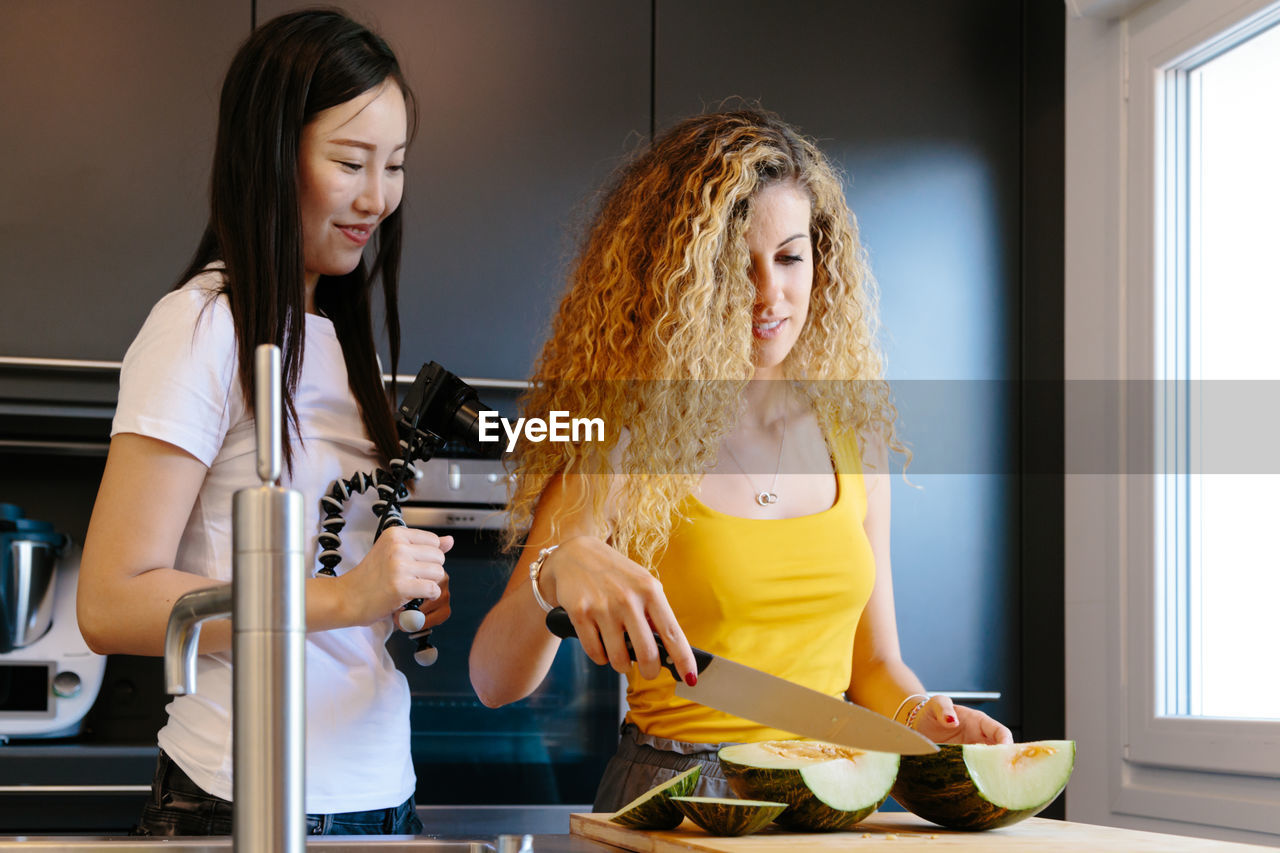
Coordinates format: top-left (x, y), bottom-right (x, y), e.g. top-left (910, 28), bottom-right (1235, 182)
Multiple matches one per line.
top-left (745, 180), bottom-right (814, 379)
top-left (297, 80), bottom-right (408, 309)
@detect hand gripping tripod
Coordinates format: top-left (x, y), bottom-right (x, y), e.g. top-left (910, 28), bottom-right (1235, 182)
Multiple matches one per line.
top-left (315, 362), bottom-right (493, 666)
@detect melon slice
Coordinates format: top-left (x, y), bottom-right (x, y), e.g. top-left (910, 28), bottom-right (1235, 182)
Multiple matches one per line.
top-left (608, 766), bottom-right (701, 829)
top-left (670, 796), bottom-right (787, 836)
top-left (891, 740), bottom-right (1076, 830)
top-left (718, 740), bottom-right (899, 831)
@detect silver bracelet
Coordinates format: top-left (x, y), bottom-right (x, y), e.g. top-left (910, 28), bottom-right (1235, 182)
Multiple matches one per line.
top-left (893, 693), bottom-right (928, 724)
top-left (528, 544), bottom-right (560, 613)
top-left (906, 698), bottom-right (930, 730)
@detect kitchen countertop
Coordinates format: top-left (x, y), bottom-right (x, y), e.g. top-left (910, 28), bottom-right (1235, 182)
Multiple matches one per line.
top-left (571, 811), bottom-right (1276, 851)
top-left (0, 812), bottom-right (1269, 851)
top-left (0, 746), bottom-right (590, 837)
top-left (0, 834), bottom-right (617, 852)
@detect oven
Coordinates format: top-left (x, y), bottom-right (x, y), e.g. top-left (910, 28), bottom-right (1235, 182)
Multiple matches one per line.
top-left (387, 383), bottom-right (624, 818)
top-left (387, 522), bottom-right (621, 808)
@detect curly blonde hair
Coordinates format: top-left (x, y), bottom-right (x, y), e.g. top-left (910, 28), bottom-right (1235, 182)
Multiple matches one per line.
top-left (506, 109), bottom-right (898, 568)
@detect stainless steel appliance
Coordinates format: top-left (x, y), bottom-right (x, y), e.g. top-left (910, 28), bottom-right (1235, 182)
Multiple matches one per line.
top-left (0, 504), bottom-right (106, 739)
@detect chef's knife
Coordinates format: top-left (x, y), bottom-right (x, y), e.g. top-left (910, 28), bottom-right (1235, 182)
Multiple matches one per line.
top-left (545, 607), bottom-right (938, 755)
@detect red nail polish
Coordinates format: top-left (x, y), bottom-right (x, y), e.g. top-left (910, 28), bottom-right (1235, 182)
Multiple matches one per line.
top-left (685, 672), bottom-right (697, 687)
top-left (945, 714), bottom-right (957, 724)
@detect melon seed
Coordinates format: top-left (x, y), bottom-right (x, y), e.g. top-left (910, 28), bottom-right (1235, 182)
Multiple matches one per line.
top-left (1011, 744), bottom-right (1058, 768)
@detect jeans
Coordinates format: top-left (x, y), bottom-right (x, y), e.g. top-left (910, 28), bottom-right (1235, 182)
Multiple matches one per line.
top-left (134, 749), bottom-right (424, 837)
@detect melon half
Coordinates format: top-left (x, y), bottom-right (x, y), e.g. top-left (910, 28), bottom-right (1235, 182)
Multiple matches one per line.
top-left (891, 740), bottom-right (1076, 830)
top-left (718, 741), bottom-right (900, 831)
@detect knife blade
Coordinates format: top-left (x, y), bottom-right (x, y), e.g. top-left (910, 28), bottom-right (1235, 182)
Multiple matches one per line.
top-left (545, 607), bottom-right (938, 755)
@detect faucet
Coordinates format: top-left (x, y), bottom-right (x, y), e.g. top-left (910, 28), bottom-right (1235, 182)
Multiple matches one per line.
top-left (164, 344), bottom-right (306, 853)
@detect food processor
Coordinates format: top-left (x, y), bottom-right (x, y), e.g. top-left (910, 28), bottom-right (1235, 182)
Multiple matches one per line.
top-left (0, 503), bottom-right (105, 739)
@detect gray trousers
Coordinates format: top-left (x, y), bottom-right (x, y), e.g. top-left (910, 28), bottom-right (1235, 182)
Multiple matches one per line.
top-left (592, 724), bottom-right (741, 813)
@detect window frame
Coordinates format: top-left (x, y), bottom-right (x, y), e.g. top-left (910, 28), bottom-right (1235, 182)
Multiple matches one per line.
top-left (1116, 0), bottom-right (1280, 832)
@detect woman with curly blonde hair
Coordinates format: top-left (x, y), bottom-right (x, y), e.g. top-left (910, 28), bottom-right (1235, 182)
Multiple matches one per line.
top-left (469, 109), bottom-right (1010, 810)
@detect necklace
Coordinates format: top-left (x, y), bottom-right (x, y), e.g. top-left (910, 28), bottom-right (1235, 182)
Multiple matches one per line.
top-left (721, 412), bottom-right (787, 507)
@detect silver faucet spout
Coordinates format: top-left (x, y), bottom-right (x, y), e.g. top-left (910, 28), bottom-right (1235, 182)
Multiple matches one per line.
top-left (232, 480), bottom-right (306, 853)
top-left (160, 343), bottom-right (306, 853)
top-left (163, 585), bottom-right (233, 694)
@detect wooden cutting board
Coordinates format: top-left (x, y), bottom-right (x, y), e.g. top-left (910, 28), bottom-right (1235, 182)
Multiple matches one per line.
top-left (571, 811), bottom-right (1271, 851)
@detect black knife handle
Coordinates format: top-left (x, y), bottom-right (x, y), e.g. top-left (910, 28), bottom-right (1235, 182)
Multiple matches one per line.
top-left (545, 606), bottom-right (712, 680)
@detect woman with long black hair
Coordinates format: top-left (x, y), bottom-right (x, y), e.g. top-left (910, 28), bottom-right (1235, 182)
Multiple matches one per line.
top-left (78, 9), bottom-right (448, 836)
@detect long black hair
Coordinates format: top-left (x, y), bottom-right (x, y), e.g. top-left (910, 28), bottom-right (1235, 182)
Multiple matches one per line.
top-left (176, 8), bottom-right (417, 469)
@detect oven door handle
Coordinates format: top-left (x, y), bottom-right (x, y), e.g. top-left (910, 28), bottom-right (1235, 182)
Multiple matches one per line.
top-left (400, 505), bottom-right (507, 531)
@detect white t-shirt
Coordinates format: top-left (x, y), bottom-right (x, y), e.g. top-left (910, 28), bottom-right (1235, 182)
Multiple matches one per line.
top-left (112, 269), bottom-right (415, 813)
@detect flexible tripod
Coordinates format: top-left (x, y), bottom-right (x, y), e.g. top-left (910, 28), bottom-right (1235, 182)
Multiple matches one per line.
top-left (314, 362), bottom-right (488, 666)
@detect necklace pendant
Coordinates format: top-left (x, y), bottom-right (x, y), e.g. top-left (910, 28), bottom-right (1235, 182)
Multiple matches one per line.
top-left (756, 491), bottom-right (778, 507)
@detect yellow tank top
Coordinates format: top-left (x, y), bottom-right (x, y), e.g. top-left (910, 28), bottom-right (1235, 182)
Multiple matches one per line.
top-left (624, 429), bottom-right (876, 743)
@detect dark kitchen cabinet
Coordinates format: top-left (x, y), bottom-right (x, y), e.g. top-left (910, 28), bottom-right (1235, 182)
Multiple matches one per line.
top-left (6, 0), bottom-right (651, 391)
top-left (0, 1), bottom-right (249, 406)
top-left (260, 0), bottom-right (652, 381)
top-left (5, 0), bottom-right (649, 397)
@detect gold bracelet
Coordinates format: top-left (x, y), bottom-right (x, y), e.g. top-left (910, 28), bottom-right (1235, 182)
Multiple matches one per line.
top-left (528, 544), bottom-right (560, 613)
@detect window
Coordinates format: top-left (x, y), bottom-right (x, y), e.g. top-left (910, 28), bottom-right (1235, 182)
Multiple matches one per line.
top-left (1157, 17), bottom-right (1280, 722)
top-left (1066, 0), bottom-right (1280, 841)
top-left (1130, 0), bottom-right (1280, 783)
